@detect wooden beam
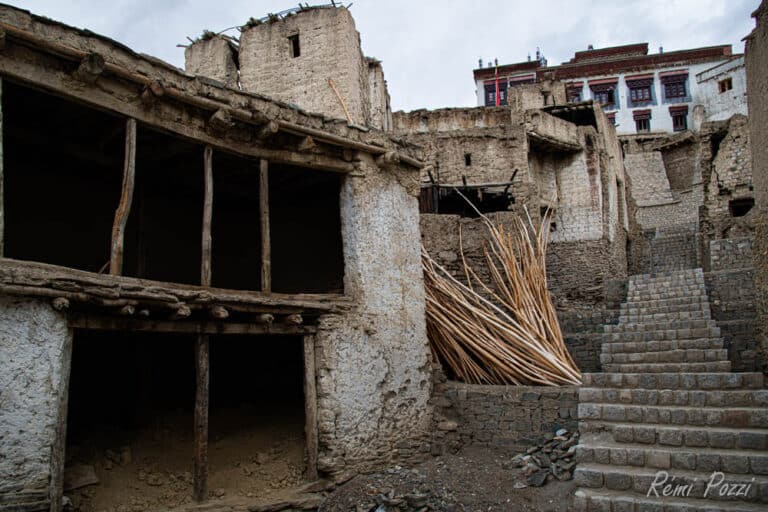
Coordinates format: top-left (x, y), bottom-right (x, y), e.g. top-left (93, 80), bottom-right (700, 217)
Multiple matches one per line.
top-left (303, 335), bottom-right (319, 480)
top-left (256, 120), bottom-right (279, 140)
top-left (67, 315), bottom-right (317, 334)
top-left (201, 146), bottom-right (213, 287)
top-left (297, 136), bottom-right (317, 153)
top-left (72, 52), bottom-right (105, 83)
top-left (110, 118), bottom-right (137, 275)
top-left (260, 159), bottom-right (272, 293)
top-left (193, 334), bottom-right (209, 503)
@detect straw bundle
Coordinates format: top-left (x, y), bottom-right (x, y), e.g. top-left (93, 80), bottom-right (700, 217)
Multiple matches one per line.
top-left (423, 209), bottom-right (581, 386)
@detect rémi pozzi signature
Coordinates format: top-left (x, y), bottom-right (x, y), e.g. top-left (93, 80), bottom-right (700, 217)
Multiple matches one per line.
top-left (647, 471), bottom-right (755, 498)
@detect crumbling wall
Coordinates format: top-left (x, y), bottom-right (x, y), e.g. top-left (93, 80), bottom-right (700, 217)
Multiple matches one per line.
top-left (239, 7), bottom-right (371, 125)
top-left (662, 139), bottom-right (699, 190)
top-left (367, 59), bottom-right (392, 132)
top-left (314, 156), bottom-right (432, 474)
top-left (184, 36), bottom-right (239, 88)
top-left (0, 298), bottom-right (71, 509)
top-left (746, 0), bottom-right (768, 369)
top-left (700, 115), bottom-right (754, 242)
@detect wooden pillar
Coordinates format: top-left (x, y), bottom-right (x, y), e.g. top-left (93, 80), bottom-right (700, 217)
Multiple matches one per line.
top-left (303, 335), bottom-right (319, 480)
top-left (260, 159), bottom-right (272, 292)
top-left (110, 118), bottom-right (137, 275)
top-left (0, 77), bottom-right (4, 257)
top-left (193, 334), bottom-right (209, 502)
top-left (193, 146), bottom-right (213, 502)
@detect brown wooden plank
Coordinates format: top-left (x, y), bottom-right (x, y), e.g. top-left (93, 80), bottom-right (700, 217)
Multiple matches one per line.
top-left (109, 118), bottom-right (136, 275)
top-left (66, 315), bottom-right (317, 335)
top-left (260, 159), bottom-right (272, 293)
top-left (303, 335), bottom-right (319, 480)
top-left (201, 146), bottom-right (213, 287)
top-left (193, 334), bottom-right (209, 502)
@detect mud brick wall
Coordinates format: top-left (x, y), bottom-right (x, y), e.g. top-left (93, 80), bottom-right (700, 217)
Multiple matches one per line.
top-left (433, 380), bottom-right (579, 453)
top-left (558, 308), bottom-right (621, 373)
top-left (708, 237), bottom-right (754, 271)
top-left (705, 263), bottom-right (760, 372)
top-left (746, 0), bottom-right (768, 369)
top-left (662, 141), bottom-right (699, 190)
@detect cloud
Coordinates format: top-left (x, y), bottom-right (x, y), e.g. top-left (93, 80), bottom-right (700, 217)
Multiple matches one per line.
top-left (5, 0), bottom-right (759, 111)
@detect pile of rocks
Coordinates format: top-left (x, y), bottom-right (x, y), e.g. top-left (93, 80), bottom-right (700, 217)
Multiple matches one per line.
top-left (506, 428), bottom-right (578, 488)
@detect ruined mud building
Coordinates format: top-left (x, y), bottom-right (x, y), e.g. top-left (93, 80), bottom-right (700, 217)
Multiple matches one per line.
top-left (0, 5), bottom-right (430, 510)
top-left (0, 2), bottom-right (766, 512)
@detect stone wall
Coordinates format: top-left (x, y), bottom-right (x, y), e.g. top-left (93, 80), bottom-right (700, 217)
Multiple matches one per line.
top-left (367, 59), bottom-right (392, 131)
top-left (314, 155), bottom-right (432, 475)
top-left (431, 377), bottom-right (579, 453)
top-left (662, 139), bottom-right (699, 190)
top-left (238, 7), bottom-right (371, 126)
top-left (746, 0), bottom-right (768, 370)
top-left (184, 36), bottom-right (239, 88)
top-left (0, 298), bottom-right (71, 510)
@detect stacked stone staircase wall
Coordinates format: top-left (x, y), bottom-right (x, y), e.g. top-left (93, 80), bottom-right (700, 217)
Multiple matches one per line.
top-left (573, 267), bottom-right (768, 511)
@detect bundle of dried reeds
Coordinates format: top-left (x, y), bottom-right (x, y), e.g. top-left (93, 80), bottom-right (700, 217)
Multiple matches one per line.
top-left (423, 208), bottom-right (581, 386)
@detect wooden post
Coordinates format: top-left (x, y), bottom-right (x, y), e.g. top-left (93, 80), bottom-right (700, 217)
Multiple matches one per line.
top-left (303, 335), bottom-right (319, 480)
top-left (0, 77), bottom-right (4, 257)
top-left (201, 146), bottom-right (213, 287)
top-left (260, 159), bottom-right (272, 292)
top-left (193, 334), bottom-right (209, 502)
top-left (194, 146), bottom-right (214, 502)
top-left (110, 118), bottom-right (137, 275)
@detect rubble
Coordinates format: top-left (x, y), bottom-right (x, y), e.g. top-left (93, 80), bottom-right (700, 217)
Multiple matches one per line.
top-left (506, 429), bottom-right (579, 488)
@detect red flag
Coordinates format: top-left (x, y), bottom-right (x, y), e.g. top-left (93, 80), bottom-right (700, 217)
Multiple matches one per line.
top-left (495, 63), bottom-right (500, 106)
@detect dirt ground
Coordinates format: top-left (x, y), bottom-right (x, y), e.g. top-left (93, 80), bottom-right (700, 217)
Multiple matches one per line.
top-left (65, 409), bottom-right (306, 512)
top-left (321, 446), bottom-right (577, 512)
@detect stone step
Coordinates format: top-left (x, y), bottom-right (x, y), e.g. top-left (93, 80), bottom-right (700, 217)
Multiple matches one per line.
top-left (603, 326), bottom-right (721, 343)
top-left (630, 269), bottom-right (703, 282)
top-left (600, 348), bottom-right (728, 365)
top-left (574, 488), bottom-right (768, 511)
top-left (581, 373), bottom-right (765, 390)
top-left (602, 338), bottom-right (724, 355)
top-left (628, 282), bottom-right (705, 292)
top-left (579, 422), bottom-right (768, 451)
top-left (627, 286), bottom-right (706, 297)
top-left (602, 361), bottom-right (732, 373)
top-left (579, 387), bottom-right (768, 408)
top-left (577, 434), bottom-right (768, 475)
top-left (620, 295), bottom-right (710, 310)
top-left (604, 318), bottom-right (717, 333)
top-left (578, 403), bottom-right (768, 429)
top-left (574, 463), bottom-right (768, 504)
top-left (618, 309), bottom-right (711, 322)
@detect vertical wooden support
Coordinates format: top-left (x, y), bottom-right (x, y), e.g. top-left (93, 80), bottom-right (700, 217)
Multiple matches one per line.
top-left (194, 146), bottom-right (214, 502)
top-left (50, 331), bottom-right (74, 512)
top-left (193, 334), bottom-right (209, 502)
top-left (303, 335), bottom-right (319, 480)
top-left (110, 118), bottom-right (137, 275)
top-left (0, 77), bottom-right (4, 257)
top-left (260, 159), bottom-right (272, 292)
top-left (201, 146), bottom-right (213, 287)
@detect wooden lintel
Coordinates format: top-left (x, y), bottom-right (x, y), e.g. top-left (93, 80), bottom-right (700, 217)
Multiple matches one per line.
top-left (201, 147), bottom-right (213, 287)
top-left (140, 80), bottom-right (165, 106)
top-left (209, 305), bottom-right (229, 320)
top-left (376, 150), bottom-right (399, 167)
top-left (298, 136), bottom-right (317, 153)
top-left (284, 313), bottom-right (303, 325)
top-left (193, 334), bottom-right (209, 503)
top-left (66, 315), bottom-right (317, 335)
top-left (110, 118), bottom-right (137, 275)
top-left (260, 159), bottom-right (272, 293)
top-left (73, 52), bottom-right (105, 83)
top-left (256, 120), bottom-right (279, 140)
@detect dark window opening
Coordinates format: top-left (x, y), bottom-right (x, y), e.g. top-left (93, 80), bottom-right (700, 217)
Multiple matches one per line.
top-left (729, 198), bottom-right (754, 217)
top-left (419, 184), bottom-right (515, 216)
top-left (484, 82), bottom-right (508, 106)
top-left (711, 130), bottom-right (727, 158)
top-left (590, 83), bottom-right (617, 109)
top-left (3, 81), bottom-right (125, 272)
top-left (635, 118), bottom-right (650, 133)
top-left (628, 83), bottom-right (652, 104)
top-left (269, 164), bottom-right (344, 293)
top-left (567, 87), bottom-right (582, 103)
top-left (719, 77), bottom-right (733, 93)
top-left (464, 153), bottom-right (472, 166)
top-left (123, 126), bottom-right (205, 285)
top-left (289, 34), bottom-right (301, 58)
top-left (607, 113), bottom-right (616, 126)
top-left (65, 330), bottom-right (307, 510)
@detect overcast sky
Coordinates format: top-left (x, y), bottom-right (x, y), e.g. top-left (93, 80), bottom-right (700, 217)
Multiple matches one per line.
top-left (8, 1), bottom-right (759, 111)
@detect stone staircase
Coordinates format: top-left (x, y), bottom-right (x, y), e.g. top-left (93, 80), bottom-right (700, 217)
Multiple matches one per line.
top-left (649, 227), bottom-right (699, 273)
top-left (573, 268), bottom-right (768, 511)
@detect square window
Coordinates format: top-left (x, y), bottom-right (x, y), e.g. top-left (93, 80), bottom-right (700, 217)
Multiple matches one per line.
top-left (729, 197), bottom-right (754, 217)
top-left (635, 118), bottom-right (650, 133)
top-left (663, 78), bottom-right (687, 100)
top-left (672, 113), bottom-right (687, 131)
top-left (719, 77), bottom-right (733, 93)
